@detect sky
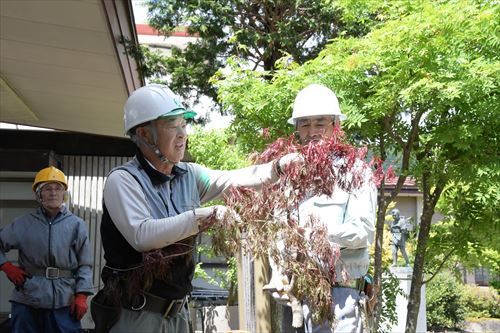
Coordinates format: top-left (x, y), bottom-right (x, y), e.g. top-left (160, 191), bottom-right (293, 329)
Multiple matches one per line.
top-left (132, 0), bottom-right (148, 24)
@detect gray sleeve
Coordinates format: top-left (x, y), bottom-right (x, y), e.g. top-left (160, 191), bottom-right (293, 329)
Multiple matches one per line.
top-left (0, 220), bottom-right (20, 266)
top-left (73, 218), bottom-right (94, 294)
top-left (191, 161), bottom-right (279, 204)
top-left (104, 170), bottom-right (200, 252)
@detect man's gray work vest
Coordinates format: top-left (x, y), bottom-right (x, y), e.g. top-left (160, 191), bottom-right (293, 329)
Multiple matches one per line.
top-left (100, 152), bottom-right (199, 299)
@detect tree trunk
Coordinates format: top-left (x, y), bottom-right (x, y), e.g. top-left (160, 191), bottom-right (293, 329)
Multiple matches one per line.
top-left (404, 208), bottom-right (431, 332)
top-left (372, 124), bottom-right (392, 332)
top-left (405, 172), bottom-right (444, 333)
top-left (372, 194), bottom-right (387, 332)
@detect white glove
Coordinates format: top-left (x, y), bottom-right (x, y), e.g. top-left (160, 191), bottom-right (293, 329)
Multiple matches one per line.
top-left (263, 273), bottom-right (290, 291)
top-left (276, 153), bottom-right (303, 175)
top-left (264, 272), bottom-right (292, 306)
top-left (194, 205), bottom-right (241, 231)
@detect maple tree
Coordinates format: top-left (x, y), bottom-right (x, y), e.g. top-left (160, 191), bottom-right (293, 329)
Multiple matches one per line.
top-left (208, 128), bottom-right (382, 324)
top-left (215, 1), bottom-right (499, 331)
top-left (128, 0), bottom-right (384, 106)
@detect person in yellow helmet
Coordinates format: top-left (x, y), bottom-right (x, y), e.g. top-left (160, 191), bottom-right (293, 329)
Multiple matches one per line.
top-left (0, 166), bottom-right (93, 333)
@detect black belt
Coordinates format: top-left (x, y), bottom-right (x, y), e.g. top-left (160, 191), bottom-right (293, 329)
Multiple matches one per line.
top-left (127, 292), bottom-right (187, 318)
top-left (25, 267), bottom-right (74, 279)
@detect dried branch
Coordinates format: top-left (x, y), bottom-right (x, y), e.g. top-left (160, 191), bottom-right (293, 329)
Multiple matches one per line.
top-left (207, 127), bottom-right (392, 324)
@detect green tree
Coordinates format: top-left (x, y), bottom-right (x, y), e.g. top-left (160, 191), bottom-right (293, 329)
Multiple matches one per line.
top-left (426, 272), bottom-right (467, 330)
top-left (138, 0), bottom-right (384, 103)
top-left (188, 127), bottom-right (249, 304)
top-left (215, 1), bottom-right (499, 331)
top-left (425, 163), bottom-right (500, 280)
top-left (188, 126), bottom-right (249, 170)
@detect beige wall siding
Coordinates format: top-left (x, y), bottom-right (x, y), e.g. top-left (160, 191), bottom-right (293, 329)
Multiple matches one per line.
top-left (393, 196), bottom-right (418, 221)
top-left (61, 155), bottom-right (131, 291)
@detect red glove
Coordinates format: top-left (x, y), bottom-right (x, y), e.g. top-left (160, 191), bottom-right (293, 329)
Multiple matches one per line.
top-left (0, 262), bottom-right (28, 286)
top-left (70, 293), bottom-right (88, 321)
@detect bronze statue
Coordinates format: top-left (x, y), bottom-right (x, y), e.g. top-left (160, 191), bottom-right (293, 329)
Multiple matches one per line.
top-left (389, 209), bottom-right (410, 267)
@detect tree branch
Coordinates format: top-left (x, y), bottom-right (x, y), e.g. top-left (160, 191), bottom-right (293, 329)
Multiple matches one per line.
top-left (422, 248), bottom-right (456, 284)
top-left (388, 108), bottom-right (425, 203)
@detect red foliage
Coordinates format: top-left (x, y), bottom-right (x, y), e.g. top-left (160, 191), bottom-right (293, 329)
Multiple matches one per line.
top-left (262, 127), bottom-right (270, 139)
top-left (210, 128), bottom-right (392, 324)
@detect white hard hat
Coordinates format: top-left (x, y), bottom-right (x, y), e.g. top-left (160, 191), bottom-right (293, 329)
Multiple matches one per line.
top-left (124, 84), bottom-right (197, 134)
top-left (288, 84), bottom-right (346, 125)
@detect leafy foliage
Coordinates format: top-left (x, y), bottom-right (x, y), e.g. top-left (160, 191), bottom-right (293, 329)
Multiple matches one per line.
top-left (188, 126), bottom-right (249, 170)
top-left (214, 0), bottom-right (499, 329)
top-left (426, 163), bottom-right (500, 276)
top-left (378, 270), bottom-right (404, 333)
top-left (187, 127), bottom-right (248, 296)
top-left (427, 274), bottom-right (500, 329)
top-left (121, 37), bottom-right (170, 82)
top-left (138, 0), bottom-right (386, 103)
top-left (134, 0), bottom-right (499, 327)
top-left (463, 284), bottom-right (500, 319)
top-left (491, 280), bottom-right (500, 293)
top-left (426, 272), bottom-right (467, 330)
top-left (206, 130), bottom-right (377, 324)
top-left (216, 1), bottom-right (500, 156)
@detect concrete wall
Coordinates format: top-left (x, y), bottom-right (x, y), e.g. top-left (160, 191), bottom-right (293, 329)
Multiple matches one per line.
top-left (385, 267), bottom-right (427, 333)
top-left (393, 195), bottom-right (443, 226)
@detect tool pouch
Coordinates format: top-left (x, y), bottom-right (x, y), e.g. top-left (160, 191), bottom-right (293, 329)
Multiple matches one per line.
top-left (90, 290), bottom-right (121, 333)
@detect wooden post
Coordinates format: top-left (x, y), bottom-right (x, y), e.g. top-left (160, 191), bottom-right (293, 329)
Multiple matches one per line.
top-left (237, 234), bottom-right (271, 332)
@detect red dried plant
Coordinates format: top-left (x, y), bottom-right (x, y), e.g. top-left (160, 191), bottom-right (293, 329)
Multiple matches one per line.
top-left (103, 238), bottom-right (196, 306)
top-left (209, 126), bottom-right (391, 325)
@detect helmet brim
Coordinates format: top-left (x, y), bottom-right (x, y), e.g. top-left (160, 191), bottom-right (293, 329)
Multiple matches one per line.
top-left (157, 108), bottom-right (197, 120)
top-left (33, 180), bottom-right (68, 192)
top-left (287, 114), bottom-right (346, 125)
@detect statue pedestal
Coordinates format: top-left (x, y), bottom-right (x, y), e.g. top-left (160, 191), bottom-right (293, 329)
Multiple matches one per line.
top-left (384, 266), bottom-right (427, 333)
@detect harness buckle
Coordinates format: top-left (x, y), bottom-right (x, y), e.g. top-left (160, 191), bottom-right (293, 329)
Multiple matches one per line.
top-left (163, 297), bottom-right (186, 318)
top-left (130, 293), bottom-right (147, 311)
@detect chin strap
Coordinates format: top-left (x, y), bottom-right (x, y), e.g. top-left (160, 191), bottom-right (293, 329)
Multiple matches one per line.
top-left (148, 123), bottom-right (175, 165)
top-left (132, 130), bottom-right (175, 165)
top-left (155, 148), bottom-right (175, 165)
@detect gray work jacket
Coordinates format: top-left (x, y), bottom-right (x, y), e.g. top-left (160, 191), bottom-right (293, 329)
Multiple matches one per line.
top-left (0, 206), bottom-right (93, 309)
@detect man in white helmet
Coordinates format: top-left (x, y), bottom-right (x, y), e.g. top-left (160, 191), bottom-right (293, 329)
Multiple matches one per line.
top-left (269, 84), bottom-right (376, 333)
top-left (91, 84), bottom-right (285, 333)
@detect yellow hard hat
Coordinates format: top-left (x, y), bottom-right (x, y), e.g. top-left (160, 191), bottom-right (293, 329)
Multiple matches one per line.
top-left (32, 166), bottom-right (68, 191)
